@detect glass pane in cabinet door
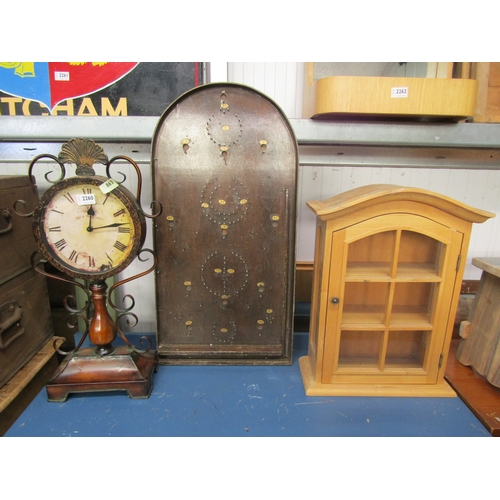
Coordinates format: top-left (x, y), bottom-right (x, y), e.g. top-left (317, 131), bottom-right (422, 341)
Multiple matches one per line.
top-left (385, 330), bottom-right (429, 369)
top-left (391, 282), bottom-right (438, 327)
top-left (338, 330), bottom-right (383, 368)
top-left (397, 231), bottom-right (443, 278)
top-left (346, 231), bottom-right (396, 278)
top-left (342, 282), bottom-right (390, 326)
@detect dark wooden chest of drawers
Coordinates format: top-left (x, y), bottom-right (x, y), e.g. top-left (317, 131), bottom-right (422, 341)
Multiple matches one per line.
top-left (0, 175), bottom-right (54, 388)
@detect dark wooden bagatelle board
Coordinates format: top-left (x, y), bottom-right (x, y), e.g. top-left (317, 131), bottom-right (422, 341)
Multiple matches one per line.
top-left (152, 83), bottom-right (298, 364)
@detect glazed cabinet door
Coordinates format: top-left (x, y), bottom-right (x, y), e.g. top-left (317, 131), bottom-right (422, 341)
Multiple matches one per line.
top-left (321, 213), bottom-right (463, 385)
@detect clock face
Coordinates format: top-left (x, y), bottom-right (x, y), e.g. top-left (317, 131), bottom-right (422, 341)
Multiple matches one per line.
top-left (33, 176), bottom-right (145, 280)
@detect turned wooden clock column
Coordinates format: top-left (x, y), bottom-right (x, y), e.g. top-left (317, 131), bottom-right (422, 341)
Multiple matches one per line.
top-left (299, 184), bottom-right (494, 397)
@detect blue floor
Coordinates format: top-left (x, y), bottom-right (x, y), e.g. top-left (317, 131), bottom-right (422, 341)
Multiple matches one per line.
top-left (4, 334), bottom-right (491, 437)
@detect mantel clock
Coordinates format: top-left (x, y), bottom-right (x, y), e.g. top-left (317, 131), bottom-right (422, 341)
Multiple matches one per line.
top-left (15, 138), bottom-right (161, 401)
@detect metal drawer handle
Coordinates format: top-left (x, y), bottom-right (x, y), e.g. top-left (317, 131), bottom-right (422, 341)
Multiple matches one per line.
top-left (0, 207), bottom-right (13, 235)
top-left (0, 300), bottom-right (25, 349)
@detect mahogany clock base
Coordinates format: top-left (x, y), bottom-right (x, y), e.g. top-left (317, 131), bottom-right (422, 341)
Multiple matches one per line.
top-left (46, 345), bottom-right (158, 402)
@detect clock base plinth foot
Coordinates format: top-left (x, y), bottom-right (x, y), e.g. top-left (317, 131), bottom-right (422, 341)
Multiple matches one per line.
top-left (46, 345), bottom-right (158, 402)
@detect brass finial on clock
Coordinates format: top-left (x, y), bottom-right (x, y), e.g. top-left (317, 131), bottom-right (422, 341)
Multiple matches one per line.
top-left (58, 138), bottom-right (108, 176)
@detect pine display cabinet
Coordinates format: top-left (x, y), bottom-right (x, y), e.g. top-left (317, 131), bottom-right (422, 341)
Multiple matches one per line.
top-left (299, 184), bottom-right (495, 397)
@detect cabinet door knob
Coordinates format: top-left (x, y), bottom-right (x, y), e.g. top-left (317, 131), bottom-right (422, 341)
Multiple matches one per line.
top-left (331, 297), bottom-right (340, 304)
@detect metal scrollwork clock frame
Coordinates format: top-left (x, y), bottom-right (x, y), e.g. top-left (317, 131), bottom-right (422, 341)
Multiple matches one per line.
top-left (14, 138), bottom-right (162, 401)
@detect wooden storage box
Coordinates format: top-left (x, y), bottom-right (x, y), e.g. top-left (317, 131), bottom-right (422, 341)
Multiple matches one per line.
top-left (0, 176), bottom-right (54, 388)
top-left (302, 63), bottom-right (478, 122)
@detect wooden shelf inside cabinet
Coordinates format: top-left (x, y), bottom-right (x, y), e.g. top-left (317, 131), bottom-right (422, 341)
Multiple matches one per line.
top-left (300, 184), bottom-right (495, 397)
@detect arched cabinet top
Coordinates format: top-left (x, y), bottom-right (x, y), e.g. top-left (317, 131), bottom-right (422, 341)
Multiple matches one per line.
top-left (307, 184), bottom-right (495, 224)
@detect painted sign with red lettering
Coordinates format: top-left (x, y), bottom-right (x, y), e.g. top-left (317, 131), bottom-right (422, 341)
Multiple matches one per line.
top-left (0, 62), bottom-right (203, 116)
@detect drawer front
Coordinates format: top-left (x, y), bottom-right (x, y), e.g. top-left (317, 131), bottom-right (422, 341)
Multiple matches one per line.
top-left (0, 267), bottom-right (54, 389)
top-left (0, 176), bottom-right (39, 285)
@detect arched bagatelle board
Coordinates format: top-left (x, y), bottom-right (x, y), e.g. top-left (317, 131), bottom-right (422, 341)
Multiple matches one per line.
top-left (151, 83), bottom-right (298, 364)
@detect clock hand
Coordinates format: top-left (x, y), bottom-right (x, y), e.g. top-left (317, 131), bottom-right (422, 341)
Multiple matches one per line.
top-left (88, 222), bottom-right (130, 231)
top-left (87, 205), bottom-right (95, 231)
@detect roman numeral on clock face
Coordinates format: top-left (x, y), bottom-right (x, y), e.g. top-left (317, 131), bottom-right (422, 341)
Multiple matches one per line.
top-left (64, 193), bottom-right (75, 203)
top-left (114, 208), bottom-right (126, 217)
top-left (54, 239), bottom-right (67, 250)
top-left (114, 241), bottom-right (127, 252)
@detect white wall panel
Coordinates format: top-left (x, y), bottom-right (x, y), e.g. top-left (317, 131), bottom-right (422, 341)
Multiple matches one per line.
top-left (209, 62), bottom-right (228, 83)
top-left (228, 62), bottom-right (304, 119)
